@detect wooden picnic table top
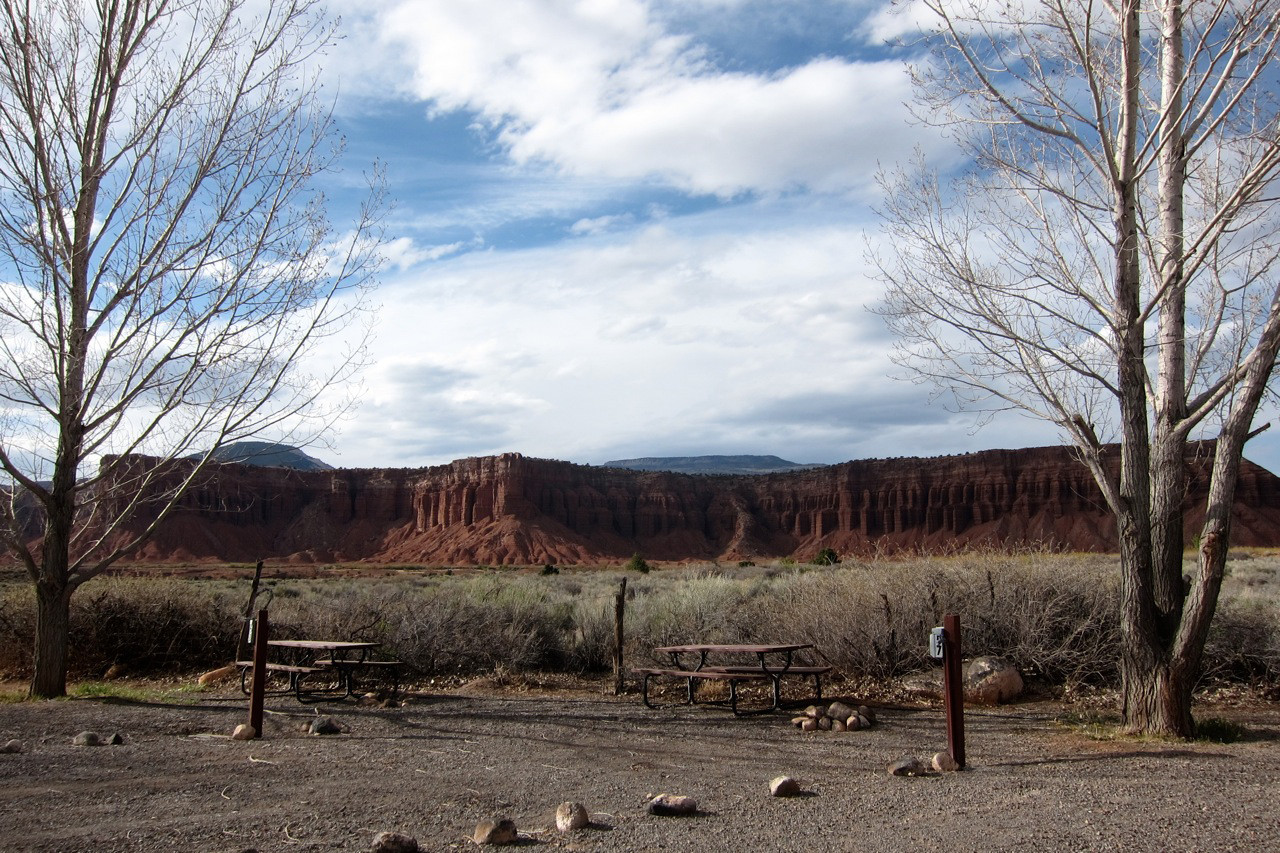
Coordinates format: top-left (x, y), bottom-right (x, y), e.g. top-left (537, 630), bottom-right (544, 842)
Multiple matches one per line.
top-left (268, 639), bottom-right (380, 651)
top-left (653, 643), bottom-right (812, 655)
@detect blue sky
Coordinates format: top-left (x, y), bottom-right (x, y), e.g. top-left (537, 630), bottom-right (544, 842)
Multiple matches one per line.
top-left (304, 0), bottom-right (1280, 474)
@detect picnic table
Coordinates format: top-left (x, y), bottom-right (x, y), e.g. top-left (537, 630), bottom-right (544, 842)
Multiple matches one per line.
top-left (635, 643), bottom-right (831, 715)
top-left (237, 639), bottom-right (401, 703)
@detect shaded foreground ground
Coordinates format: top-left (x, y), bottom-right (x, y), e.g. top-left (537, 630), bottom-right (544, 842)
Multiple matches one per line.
top-left (1, 680), bottom-right (1277, 852)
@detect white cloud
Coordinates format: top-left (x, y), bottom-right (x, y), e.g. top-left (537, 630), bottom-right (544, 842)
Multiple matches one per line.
top-left (336, 0), bottom-right (929, 197)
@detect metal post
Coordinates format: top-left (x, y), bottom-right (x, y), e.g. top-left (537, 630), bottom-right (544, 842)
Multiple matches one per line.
top-left (613, 577), bottom-right (627, 695)
top-left (942, 612), bottom-right (966, 769)
top-left (248, 608), bottom-right (269, 739)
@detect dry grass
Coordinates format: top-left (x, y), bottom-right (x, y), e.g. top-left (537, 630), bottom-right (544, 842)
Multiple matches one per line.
top-left (0, 549), bottom-right (1276, 692)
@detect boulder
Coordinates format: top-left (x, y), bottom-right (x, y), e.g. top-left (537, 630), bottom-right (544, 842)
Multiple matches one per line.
top-left (0, 739), bottom-right (23, 754)
top-left (308, 716), bottom-right (343, 736)
top-left (887, 756), bottom-right (930, 777)
top-left (555, 802), bottom-right (589, 832)
top-left (769, 776), bottom-right (802, 797)
top-left (198, 664), bottom-right (238, 686)
top-left (472, 818), bottom-right (518, 845)
top-left (231, 723), bottom-right (257, 741)
top-left (646, 794), bottom-right (697, 816)
top-left (370, 831), bottom-right (419, 853)
top-left (932, 751), bottom-right (961, 772)
top-left (826, 701), bottom-right (854, 721)
top-left (964, 656), bottom-right (1024, 704)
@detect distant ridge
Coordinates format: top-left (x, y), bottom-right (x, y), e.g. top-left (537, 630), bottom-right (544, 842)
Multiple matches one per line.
top-left (603, 454), bottom-right (819, 475)
top-left (195, 441), bottom-right (333, 471)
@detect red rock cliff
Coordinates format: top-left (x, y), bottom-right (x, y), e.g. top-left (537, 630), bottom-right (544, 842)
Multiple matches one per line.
top-left (100, 444), bottom-right (1280, 565)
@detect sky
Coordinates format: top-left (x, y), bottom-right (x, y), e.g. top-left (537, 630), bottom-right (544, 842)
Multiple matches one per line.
top-left (299, 0), bottom-right (1280, 474)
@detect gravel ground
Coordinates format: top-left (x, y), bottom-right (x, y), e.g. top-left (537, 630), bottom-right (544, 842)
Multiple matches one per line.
top-left (1, 680), bottom-right (1277, 852)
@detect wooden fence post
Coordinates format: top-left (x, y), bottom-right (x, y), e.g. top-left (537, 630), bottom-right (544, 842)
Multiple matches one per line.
top-left (942, 612), bottom-right (966, 769)
top-left (248, 609), bottom-right (269, 739)
top-left (613, 577), bottom-right (627, 695)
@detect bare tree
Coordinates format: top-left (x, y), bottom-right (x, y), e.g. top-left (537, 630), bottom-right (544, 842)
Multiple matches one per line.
top-left (874, 0), bottom-right (1280, 737)
top-left (0, 0), bottom-right (385, 697)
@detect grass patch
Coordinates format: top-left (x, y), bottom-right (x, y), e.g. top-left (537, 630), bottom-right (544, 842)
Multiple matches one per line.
top-left (1194, 716), bottom-right (1248, 743)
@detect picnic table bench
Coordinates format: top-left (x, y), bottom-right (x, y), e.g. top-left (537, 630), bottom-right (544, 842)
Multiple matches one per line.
top-left (635, 643), bottom-right (831, 715)
top-left (237, 640), bottom-right (401, 702)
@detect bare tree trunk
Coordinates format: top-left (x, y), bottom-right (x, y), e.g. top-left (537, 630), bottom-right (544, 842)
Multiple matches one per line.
top-left (31, 580), bottom-right (72, 699)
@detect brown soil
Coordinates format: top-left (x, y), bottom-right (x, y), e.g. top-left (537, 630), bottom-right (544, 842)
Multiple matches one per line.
top-left (1, 679), bottom-right (1277, 852)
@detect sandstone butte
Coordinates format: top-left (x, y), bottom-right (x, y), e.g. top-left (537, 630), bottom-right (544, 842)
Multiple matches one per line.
top-left (65, 443), bottom-right (1280, 566)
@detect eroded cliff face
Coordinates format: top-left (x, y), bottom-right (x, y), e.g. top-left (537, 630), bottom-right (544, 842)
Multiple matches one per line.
top-left (95, 444), bottom-right (1280, 565)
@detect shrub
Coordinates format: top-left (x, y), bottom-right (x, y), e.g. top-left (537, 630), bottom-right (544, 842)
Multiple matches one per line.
top-left (625, 553), bottom-right (651, 573)
top-left (812, 548), bottom-right (839, 566)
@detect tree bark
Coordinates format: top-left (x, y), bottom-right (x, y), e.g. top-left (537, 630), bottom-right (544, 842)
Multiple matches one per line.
top-left (31, 581), bottom-right (72, 699)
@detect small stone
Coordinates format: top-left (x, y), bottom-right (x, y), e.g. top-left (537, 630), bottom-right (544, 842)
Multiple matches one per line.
top-left (830, 719), bottom-right (847, 733)
top-left (555, 801), bottom-right (589, 832)
top-left (827, 701), bottom-right (854, 721)
top-left (802, 704), bottom-right (826, 719)
top-left (370, 830), bottom-right (420, 853)
top-left (799, 718), bottom-right (819, 732)
top-left (308, 716), bottom-right (342, 736)
top-left (72, 731), bottom-right (102, 746)
top-left (888, 756), bottom-right (930, 777)
top-left (0, 739), bottom-right (23, 754)
top-left (472, 818), bottom-right (518, 845)
top-left (857, 705), bottom-right (877, 725)
top-left (107, 733), bottom-right (124, 745)
top-left (232, 724), bottom-right (257, 741)
top-left (845, 715), bottom-right (862, 731)
top-left (932, 751), bottom-right (961, 772)
top-left (769, 776), bottom-right (802, 797)
top-left (646, 793), bottom-right (697, 816)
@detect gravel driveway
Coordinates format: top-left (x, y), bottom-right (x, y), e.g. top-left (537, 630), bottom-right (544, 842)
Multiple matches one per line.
top-left (1, 681), bottom-right (1277, 852)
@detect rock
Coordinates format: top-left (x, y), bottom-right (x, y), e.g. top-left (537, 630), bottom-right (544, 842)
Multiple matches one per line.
top-left (858, 704), bottom-right (877, 724)
top-left (830, 719), bottom-right (847, 733)
top-left (965, 656), bottom-right (1024, 704)
top-left (932, 751), bottom-right (961, 772)
top-left (0, 739), bottom-right (23, 754)
top-left (107, 733), bottom-right (125, 745)
top-left (856, 713), bottom-right (873, 729)
top-left (646, 794), bottom-right (697, 816)
top-left (232, 724), bottom-right (257, 741)
top-left (802, 704), bottom-right (826, 719)
top-left (103, 663), bottom-right (126, 680)
top-left (845, 715), bottom-right (861, 731)
top-left (769, 776), bottom-right (802, 797)
top-left (72, 731), bottom-right (102, 746)
top-left (799, 718), bottom-right (819, 732)
top-left (826, 701), bottom-right (854, 721)
top-left (816, 716), bottom-right (832, 731)
top-left (555, 801), bottom-right (590, 832)
top-left (308, 716), bottom-right (343, 736)
top-left (100, 445), bottom-right (1280, 566)
top-left (370, 831), bottom-right (419, 853)
top-left (472, 818), bottom-right (518, 845)
top-left (790, 716), bottom-right (809, 728)
top-left (888, 756), bottom-right (930, 777)
top-left (198, 664), bottom-right (238, 686)
top-left (900, 670), bottom-right (944, 700)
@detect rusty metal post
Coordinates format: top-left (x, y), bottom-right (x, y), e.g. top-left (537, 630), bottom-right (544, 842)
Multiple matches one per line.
top-left (942, 612), bottom-right (966, 769)
top-left (248, 609), bottom-right (269, 738)
top-left (613, 577), bottom-right (627, 695)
